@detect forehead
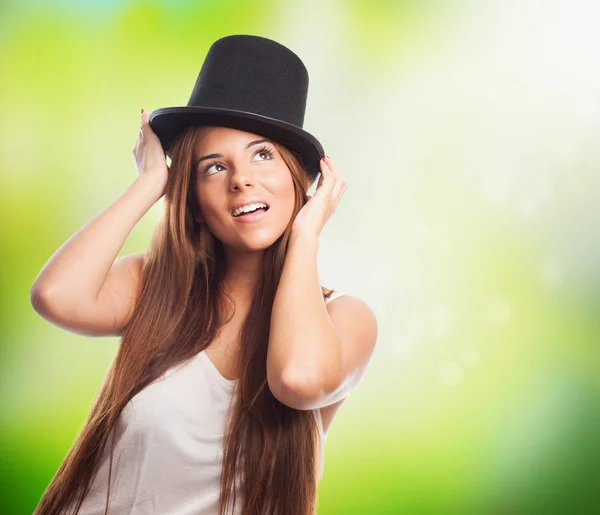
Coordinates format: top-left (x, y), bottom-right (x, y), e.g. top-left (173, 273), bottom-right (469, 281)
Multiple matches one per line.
top-left (195, 126), bottom-right (266, 149)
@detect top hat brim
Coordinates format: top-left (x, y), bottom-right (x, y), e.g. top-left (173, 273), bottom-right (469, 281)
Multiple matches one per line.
top-left (149, 107), bottom-right (324, 185)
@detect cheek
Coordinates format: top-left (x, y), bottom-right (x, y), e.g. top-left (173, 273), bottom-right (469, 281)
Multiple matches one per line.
top-left (268, 174), bottom-right (294, 206)
top-left (195, 186), bottom-right (217, 218)
top-left (276, 184), bottom-right (297, 223)
top-left (284, 177), bottom-right (298, 207)
top-left (272, 169), bottom-right (295, 197)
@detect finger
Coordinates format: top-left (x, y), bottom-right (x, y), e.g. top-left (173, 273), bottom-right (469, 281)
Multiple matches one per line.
top-left (319, 157), bottom-right (333, 187)
top-left (323, 157), bottom-right (342, 196)
top-left (141, 108), bottom-right (150, 134)
top-left (324, 155), bottom-right (343, 182)
top-left (314, 161), bottom-right (330, 197)
top-left (325, 162), bottom-right (344, 203)
top-left (316, 171), bottom-right (324, 189)
top-left (324, 156), bottom-right (347, 196)
top-left (333, 180), bottom-right (347, 200)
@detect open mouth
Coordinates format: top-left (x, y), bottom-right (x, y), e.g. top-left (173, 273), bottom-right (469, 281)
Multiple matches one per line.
top-left (232, 205), bottom-right (270, 218)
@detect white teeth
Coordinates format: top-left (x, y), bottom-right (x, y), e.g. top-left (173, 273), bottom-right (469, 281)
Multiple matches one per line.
top-left (232, 203), bottom-right (268, 217)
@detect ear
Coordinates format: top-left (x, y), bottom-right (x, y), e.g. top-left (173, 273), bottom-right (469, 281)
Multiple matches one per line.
top-left (194, 211), bottom-right (205, 224)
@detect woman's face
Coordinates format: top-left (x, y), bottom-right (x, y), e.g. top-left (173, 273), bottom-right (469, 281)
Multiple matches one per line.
top-left (193, 126), bottom-right (296, 251)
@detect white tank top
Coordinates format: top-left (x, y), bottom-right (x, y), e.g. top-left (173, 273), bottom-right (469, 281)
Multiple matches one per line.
top-left (67, 290), bottom-right (347, 514)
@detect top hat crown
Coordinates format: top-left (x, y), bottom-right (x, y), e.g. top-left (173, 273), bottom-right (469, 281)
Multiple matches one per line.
top-left (149, 34), bottom-right (324, 183)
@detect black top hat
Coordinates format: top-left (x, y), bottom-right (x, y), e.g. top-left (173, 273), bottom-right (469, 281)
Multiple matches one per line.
top-left (149, 34), bottom-right (325, 184)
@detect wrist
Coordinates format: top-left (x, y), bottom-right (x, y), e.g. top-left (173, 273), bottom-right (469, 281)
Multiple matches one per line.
top-left (289, 229), bottom-right (319, 249)
top-left (135, 172), bottom-right (166, 200)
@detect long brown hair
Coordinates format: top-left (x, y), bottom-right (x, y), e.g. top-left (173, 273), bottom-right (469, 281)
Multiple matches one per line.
top-left (34, 126), bottom-right (335, 515)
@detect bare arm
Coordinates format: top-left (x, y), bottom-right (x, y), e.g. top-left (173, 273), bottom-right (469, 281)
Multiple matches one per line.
top-left (30, 108), bottom-right (169, 337)
top-left (266, 231), bottom-right (378, 411)
top-left (30, 173), bottom-right (165, 336)
top-left (267, 232), bottom-right (343, 404)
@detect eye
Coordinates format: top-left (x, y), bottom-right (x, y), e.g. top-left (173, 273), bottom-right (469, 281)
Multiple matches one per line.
top-left (252, 145), bottom-right (275, 162)
top-left (203, 162), bottom-right (225, 176)
top-left (202, 146), bottom-right (275, 176)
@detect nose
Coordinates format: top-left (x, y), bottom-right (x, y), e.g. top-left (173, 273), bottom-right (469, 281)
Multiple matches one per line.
top-left (229, 164), bottom-right (256, 191)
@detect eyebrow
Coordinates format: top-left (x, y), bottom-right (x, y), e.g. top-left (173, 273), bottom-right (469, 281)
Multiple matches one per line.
top-left (195, 138), bottom-right (273, 167)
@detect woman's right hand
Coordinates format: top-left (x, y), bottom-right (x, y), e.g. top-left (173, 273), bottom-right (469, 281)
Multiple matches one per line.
top-left (132, 108), bottom-right (169, 192)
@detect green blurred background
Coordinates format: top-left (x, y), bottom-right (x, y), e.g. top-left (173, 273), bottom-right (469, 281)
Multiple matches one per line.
top-left (2, 0), bottom-right (599, 513)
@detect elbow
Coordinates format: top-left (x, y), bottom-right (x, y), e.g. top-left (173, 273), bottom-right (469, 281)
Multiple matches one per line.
top-left (30, 282), bottom-right (65, 318)
top-left (30, 283), bottom-right (52, 315)
top-left (268, 368), bottom-right (323, 411)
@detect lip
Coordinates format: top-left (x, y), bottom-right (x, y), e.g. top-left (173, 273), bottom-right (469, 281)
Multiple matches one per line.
top-left (232, 207), bottom-right (270, 224)
top-left (230, 197), bottom-right (269, 215)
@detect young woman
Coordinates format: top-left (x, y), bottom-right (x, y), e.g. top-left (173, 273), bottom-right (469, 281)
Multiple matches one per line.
top-left (31, 35), bottom-right (377, 515)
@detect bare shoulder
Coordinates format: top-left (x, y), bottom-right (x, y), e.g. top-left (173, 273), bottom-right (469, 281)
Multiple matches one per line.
top-left (325, 293), bottom-right (378, 366)
top-left (325, 291), bottom-right (375, 314)
top-left (320, 292), bottom-right (378, 434)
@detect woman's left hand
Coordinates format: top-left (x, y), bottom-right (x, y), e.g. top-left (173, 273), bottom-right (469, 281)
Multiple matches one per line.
top-left (291, 155), bottom-right (347, 239)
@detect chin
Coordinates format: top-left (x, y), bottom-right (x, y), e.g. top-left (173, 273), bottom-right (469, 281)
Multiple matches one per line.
top-left (240, 235), bottom-right (281, 251)
top-left (216, 231), bottom-right (279, 252)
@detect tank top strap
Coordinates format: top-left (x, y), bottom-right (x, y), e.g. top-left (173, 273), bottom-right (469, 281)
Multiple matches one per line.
top-left (325, 289), bottom-right (347, 304)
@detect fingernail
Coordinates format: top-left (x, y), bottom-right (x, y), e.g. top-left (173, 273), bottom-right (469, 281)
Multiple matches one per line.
top-left (141, 108), bottom-right (144, 115)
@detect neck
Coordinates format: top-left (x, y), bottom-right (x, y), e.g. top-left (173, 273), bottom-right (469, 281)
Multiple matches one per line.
top-left (222, 247), bottom-right (264, 301)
